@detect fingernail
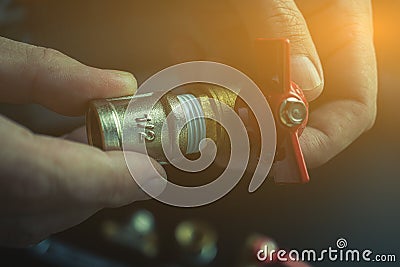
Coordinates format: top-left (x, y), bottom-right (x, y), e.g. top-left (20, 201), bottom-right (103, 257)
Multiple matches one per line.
top-left (107, 70), bottom-right (137, 94)
top-left (291, 56), bottom-right (322, 91)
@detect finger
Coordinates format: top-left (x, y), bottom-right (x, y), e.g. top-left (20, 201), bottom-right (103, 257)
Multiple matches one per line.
top-left (231, 0), bottom-right (324, 101)
top-left (295, 1), bottom-right (377, 168)
top-left (296, 0), bottom-right (376, 105)
top-left (300, 100), bottom-right (373, 168)
top-left (0, 37), bottom-right (137, 116)
top-left (0, 116), bottom-right (167, 211)
top-left (63, 126), bottom-right (88, 144)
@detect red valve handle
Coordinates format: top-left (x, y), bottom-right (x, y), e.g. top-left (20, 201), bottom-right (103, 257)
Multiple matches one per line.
top-left (255, 38), bottom-right (310, 184)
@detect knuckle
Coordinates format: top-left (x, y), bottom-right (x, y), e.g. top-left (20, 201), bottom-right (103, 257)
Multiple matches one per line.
top-left (29, 46), bottom-right (63, 65)
top-left (341, 20), bottom-right (373, 41)
top-left (24, 45), bottom-right (65, 101)
top-left (331, 0), bottom-right (374, 36)
top-left (267, 1), bottom-right (305, 29)
top-left (266, 0), bottom-right (310, 47)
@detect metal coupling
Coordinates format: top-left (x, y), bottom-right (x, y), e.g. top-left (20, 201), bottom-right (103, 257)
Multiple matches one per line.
top-left (86, 84), bottom-right (237, 163)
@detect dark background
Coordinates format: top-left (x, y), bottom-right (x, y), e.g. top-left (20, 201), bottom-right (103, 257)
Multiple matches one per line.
top-left (0, 1), bottom-right (399, 266)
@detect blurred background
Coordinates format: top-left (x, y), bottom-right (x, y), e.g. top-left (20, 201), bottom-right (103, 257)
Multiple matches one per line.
top-left (0, 1), bottom-right (399, 266)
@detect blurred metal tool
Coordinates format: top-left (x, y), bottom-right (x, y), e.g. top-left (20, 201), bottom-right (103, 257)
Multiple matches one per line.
top-left (175, 220), bottom-right (218, 266)
top-left (101, 209), bottom-right (159, 258)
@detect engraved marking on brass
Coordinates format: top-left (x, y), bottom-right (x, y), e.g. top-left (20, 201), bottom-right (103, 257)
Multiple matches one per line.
top-left (136, 114), bottom-right (156, 142)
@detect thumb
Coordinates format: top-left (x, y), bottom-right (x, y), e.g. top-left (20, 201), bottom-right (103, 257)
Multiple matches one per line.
top-left (231, 0), bottom-right (324, 101)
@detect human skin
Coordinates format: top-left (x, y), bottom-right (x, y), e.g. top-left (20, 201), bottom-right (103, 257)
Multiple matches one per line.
top-left (231, 0), bottom-right (377, 168)
top-left (0, 0), bottom-right (377, 247)
top-left (0, 37), bottom-right (167, 247)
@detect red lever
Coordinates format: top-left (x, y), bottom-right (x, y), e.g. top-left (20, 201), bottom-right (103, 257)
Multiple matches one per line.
top-left (255, 38), bottom-right (310, 184)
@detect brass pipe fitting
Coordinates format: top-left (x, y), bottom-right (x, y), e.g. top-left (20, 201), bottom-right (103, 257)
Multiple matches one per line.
top-left (86, 84), bottom-right (238, 163)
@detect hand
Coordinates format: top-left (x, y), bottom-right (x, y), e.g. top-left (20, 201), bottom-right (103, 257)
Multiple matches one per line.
top-left (0, 37), bottom-right (167, 247)
top-left (231, 0), bottom-right (377, 168)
